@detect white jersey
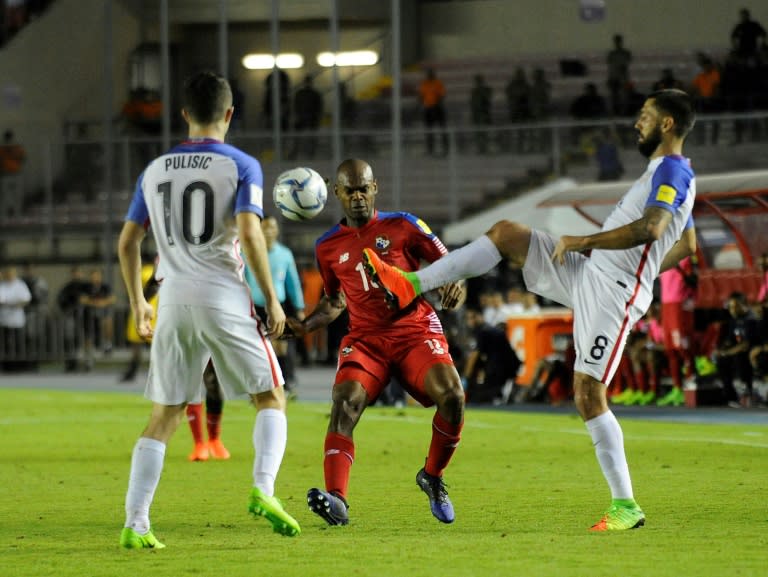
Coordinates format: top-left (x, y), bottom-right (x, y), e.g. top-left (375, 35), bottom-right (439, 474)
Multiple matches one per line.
top-left (587, 155), bottom-right (696, 311)
top-left (125, 138), bottom-right (265, 315)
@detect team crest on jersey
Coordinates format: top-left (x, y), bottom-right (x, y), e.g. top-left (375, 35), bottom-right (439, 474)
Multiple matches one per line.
top-left (339, 252), bottom-right (349, 264)
top-left (341, 345), bottom-right (354, 357)
top-left (375, 236), bottom-right (390, 250)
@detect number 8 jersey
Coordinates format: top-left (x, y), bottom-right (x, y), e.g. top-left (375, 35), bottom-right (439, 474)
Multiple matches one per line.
top-left (124, 137), bottom-right (263, 314)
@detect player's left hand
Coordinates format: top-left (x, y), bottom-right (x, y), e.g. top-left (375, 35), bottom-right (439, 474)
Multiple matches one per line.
top-left (440, 281), bottom-right (466, 310)
top-left (551, 235), bottom-right (583, 265)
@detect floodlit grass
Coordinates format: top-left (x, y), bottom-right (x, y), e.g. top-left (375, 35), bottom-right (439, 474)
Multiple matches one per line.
top-left (1, 388), bottom-right (766, 577)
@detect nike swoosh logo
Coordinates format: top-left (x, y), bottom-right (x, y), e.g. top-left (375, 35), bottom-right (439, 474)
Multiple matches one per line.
top-left (583, 359), bottom-right (600, 365)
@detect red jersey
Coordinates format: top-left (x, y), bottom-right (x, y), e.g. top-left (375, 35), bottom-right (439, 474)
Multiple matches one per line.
top-left (315, 210), bottom-right (448, 335)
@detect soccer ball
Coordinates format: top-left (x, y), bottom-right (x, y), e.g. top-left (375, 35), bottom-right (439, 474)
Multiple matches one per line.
top-left (273, 167), bottom-right (328, 221)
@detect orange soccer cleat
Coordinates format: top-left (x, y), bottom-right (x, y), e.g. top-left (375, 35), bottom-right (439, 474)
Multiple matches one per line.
top-left (362, 248), bottom-right (421, 310)
top-left (188, 442), bottom-right (209, 462)
top-left (207, 439), bottom-right (231, 460)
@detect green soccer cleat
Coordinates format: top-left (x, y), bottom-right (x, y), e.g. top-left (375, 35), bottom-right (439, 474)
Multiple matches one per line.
top-left (119, 527), bottom-right (166, 549)
top-left (248, 487), bottom-right (301, 537)
top-left (637, 390), bottom-right (656, 406)
top-left (657, 387), bottom-right (685, 407)
top-left (609, 388), bottom-right (636, 405)
top-left (589, 502), bottom-right (645, 532)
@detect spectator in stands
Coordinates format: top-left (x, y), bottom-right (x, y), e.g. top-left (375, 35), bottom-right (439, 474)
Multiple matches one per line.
top-left (57, 265), bottom-right (89, 372)
top-left (418, 68), bottom-right (449, 157)
top-left (721, 48), bottom-right (761, 144)
top-left (481, 290), bottom-right (509, 328)
top-left (504, 67), bottom-right (532, 152)
top-left (756, 252), bottom-right (768, 318)
top-left (594, 127), bottom-right (624, 181)
top-left (690, 53), bottom-right (722, 144)
top-left (293, 75), bottom-right (324, 159)
top-left (0, 265), bottom-right (31, 372)
top-left (714, 291), bottom-right (762, 407)
top-left (657, 256), bottom-right (698, 406)
top-left (462, 308), bottom-right (521, 404)
top-left (518, 335), bottom-right (575, 405)
top-left (264, 68), bottom-right (291, 131)
top-left (82, 268), bottom-right (117, 369)
top-left (606, 34), bottom-right (632, 116)
top-left (470, 74), bottom-right (492, 154)
top-left (731, 8), bottom-right (766, 59)
top-left (0, 129), bottom-right (26, 218)
top-left (529, 68), bottom-right (552, 151)
top-left (651, 68), bottom-right (684, 92)
top-left (20, 263), bottom-right (49, 371)
top-left (612, 304), bottom-right (664, 406)
top-left (570, 82), bottom-right (607, 119)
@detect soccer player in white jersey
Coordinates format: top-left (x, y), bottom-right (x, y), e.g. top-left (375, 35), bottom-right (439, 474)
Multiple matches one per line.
top-left (363, 89), bottom-right (697, 531)
top-left (117, 71), bottom-right (300, 548)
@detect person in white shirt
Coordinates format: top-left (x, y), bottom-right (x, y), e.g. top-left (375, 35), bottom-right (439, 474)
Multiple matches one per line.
top-left (364, 89), bottom-right (697, 532)
top-left (117, 71), bottom-right (300, 549)
top-left (0, 265), bottom-right (31, 372)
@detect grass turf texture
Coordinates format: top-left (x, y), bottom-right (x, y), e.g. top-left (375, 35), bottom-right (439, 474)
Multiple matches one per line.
top-left (1, 388), bottom-right (766, 577)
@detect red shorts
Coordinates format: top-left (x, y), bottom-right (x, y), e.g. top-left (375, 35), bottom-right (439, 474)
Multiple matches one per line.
top-left (661, 302), bottom-right (694, 350)
top-left (334, 330), bottom-right (454, 407)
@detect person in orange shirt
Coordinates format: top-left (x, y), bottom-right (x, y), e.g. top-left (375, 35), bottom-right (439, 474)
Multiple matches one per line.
top-left (690, 53), bottom-right (722, 144)
top-left (418, 68), bottom-right (449, 156)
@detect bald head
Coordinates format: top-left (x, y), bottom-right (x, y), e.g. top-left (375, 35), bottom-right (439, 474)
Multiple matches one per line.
top-left (336, 158), bottom-right (374, 188)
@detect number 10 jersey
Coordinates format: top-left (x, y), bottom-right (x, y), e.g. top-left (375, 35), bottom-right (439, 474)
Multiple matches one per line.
top-left (125, 138), bottom-right (264, 315)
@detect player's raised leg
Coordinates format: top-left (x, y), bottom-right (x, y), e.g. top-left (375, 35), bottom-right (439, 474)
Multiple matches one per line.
top-left (363, 221), bottom-right (530, 310)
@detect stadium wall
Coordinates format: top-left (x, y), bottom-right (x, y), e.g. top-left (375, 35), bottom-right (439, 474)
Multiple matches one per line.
top-left (420, 0), bottom-right (767, 59)
top-left (0, 0), bottom-right (140, 195)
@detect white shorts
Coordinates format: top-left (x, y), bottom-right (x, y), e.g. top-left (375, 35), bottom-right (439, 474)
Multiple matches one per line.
top-left (522, 230), bottom-right (646, 384)
top-left (145, 303), bottom-right (283, 405)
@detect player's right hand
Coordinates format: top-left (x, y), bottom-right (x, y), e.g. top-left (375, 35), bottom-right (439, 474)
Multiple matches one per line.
top-left (282, 317), bottom-right (306, 339)
top-left (134, 300), bottom-right (155, 339)
top-left (265, 301), bottom-right (286, 339)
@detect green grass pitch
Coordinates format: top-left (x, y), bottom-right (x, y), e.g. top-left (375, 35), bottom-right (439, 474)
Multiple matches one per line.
top-left (1, 388), bottom-right (766, 577)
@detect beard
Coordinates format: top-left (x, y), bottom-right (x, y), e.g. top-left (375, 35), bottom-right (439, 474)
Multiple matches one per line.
top-left (637, 124), bottom-right (662, 158)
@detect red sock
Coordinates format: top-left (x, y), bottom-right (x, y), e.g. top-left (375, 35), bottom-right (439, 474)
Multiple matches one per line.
top-left (186, 403), bottom-right (204, 444)
top-left (425, 412), bottom-right (463, 478)
top-left (207, 411), bottom-right (222, 442)
top-left (667, 350), bottom-right (682, 388)
top-left (323, 432), bottom-right (355, 499)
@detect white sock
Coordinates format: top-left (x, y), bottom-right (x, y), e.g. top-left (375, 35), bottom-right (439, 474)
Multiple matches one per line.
top-left (253, 408), bottom-right (287, 497)
top-left (124, 437), bottom-right (166, 533)
top-left (417, 234), bottom-right (502, 293)
top-left (585, 411), bottom-right (634, 501)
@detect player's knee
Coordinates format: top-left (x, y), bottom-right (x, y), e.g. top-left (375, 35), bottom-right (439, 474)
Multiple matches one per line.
top-left (572, 374), bottom-right (607, 420)
top-left (487, 220), bottom-right (530, 265)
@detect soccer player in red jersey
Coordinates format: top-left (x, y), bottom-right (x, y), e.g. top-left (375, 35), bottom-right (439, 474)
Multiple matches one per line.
top-left (287, 158), bottom-right (466, 525)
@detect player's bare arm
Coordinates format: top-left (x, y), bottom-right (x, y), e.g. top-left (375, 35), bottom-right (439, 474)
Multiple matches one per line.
top-left (658, 227), bottom-right (697, 273)
top-left (551, 205), bottom-right (674, 264)
top-left (237, 212), bottom-right (286, 338)
top-left (118, 220), bottom-right (155, 339)
top-left (287, 292), bottom-right (346, 338)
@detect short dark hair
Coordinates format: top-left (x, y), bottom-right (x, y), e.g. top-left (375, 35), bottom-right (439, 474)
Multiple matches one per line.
top-left (647, 88), bottom-right (696, 138)
top-left (183, 71), bottom-right (232, 125)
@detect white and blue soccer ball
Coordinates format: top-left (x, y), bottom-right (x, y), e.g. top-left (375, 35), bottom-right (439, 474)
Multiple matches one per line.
top-left (272, 167), bottom-right (328, 221)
